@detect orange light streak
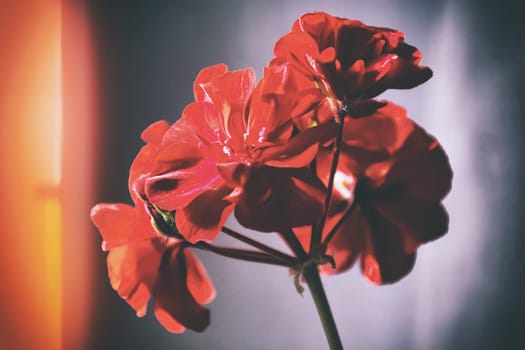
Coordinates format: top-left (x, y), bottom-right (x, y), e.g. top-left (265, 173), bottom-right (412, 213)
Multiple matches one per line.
top-left (0, 1), bottom-right (96, 348)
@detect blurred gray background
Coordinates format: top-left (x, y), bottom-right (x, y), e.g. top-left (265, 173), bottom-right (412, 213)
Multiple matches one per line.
top-left (88, 0), bottom-right (525, 349)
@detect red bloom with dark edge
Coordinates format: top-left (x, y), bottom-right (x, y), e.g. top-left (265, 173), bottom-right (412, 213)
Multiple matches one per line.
top-left (142, 64), bottom-right (336, 242)
top-left (272, 11), bottom-right (432, 127)
top-left (90, 120), bottom-right (215, 333)
top-left (299, 105), bottom-right (452, 283)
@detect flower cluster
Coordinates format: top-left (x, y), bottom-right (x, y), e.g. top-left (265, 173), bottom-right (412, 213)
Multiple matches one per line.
top-left (91, 12), bottom-right (451, 334)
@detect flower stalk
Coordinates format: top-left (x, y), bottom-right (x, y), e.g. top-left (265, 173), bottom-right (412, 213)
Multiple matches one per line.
top-left (303, 263), bottom-right (343, 350)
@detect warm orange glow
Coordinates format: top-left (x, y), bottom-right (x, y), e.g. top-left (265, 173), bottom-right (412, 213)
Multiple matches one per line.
top-left (61, 1), bottom-right (98, 348)
top-left (0, 1), bottom-right (96, 348)
top-left (42, 198), bottom-right (63, 349)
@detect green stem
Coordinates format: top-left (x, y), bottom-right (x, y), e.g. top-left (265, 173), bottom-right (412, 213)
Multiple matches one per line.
top-left (303, 264), bottom-right (343, 350)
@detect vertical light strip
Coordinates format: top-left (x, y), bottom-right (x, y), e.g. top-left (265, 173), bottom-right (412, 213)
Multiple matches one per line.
top-left (0, 1), bottom-right (63, 349)
top-left (42, 198), bottom-right (63, 350)
top-left (61, 1), bottom-right (97, 348)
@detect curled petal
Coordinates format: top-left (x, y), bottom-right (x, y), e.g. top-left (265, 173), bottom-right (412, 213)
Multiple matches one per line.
top-left (359, 206), bottom-right (416, 284)
top-left (175, 186), bottom-right (235, 243)
top-left (292, 12), bottom-right (341, 50)
top-left (184, 249), bottom-right (216, 304)
top-left (153, 248), bottom-right (211, 333)
top-left (145, 158), bottom-right (223, 211)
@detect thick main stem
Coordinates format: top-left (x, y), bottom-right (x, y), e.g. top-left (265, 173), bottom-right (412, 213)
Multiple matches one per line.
top-left (303, 264), bottom-right (343, 350)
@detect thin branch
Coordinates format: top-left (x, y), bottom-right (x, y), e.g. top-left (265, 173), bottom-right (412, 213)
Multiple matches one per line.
top-left (192, 242), bottom-right (291, 267)
top-left (222, 226), bottom-right (296, 265)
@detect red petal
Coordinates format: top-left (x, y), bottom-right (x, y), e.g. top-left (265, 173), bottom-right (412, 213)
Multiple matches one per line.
top-left (106, 239), bottom-right (164, 314)
top-left (383, 124), bottom-right (453, 201)
top-left (374, 196), bottom-right (449, 253)
top-left (292, 12), bottom-right (340, 48)
top-left (235, 167), bottom-right (325, 232)
top-left (184, 249), bottom-right (216, 304)
top-left (197, 69), bottom-right (255, 146)
top-left (175, 186), bottom-right (235, 243)
top-left (145, 158), bottom-right (223, 211)
top-left (359, 206), bottom-right (416, 284)
top-left (129, 120), bottom-right (170, 189)
top-left (258, 122), bottom-right (338, 167)
top-left (164, 102), bottom-right (225, 158)
top-left (343, 101), bottom-right (413, 153)
top-left (154, 309), bottom-right (186, 333)
top-left (201, 68), bottom-right (255, 110)
top-left (274, 32), bottom-right (325, 79)
top-left (216, 162), bottom-right (248, 188)
top-left (261, 143), bottom-right (319, 168)
top-left (336, 25), bottom-right (376, 70)
top-left (141, 120), bottom-right (170, 144)
top-left (386, 56), bottom-right (433, 89)
top-left (153, 248), bottom-right (211, 333)
top-left (90, 203), bottom-right (156, 251)
top-left (126, 283), bottom-right (151, 318)
top-left (244, 64), bottom-right (296, 145)
top-left (193, 63), bottom-right (228, 102)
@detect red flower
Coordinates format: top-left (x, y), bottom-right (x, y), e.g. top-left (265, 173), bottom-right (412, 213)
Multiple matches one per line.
top-left (90, 202), bottom-right (215, 333)
top-left (90, 120), bottom-right (215, 333)
top-left (296, 106), bottom-right (452, 284)
top-left (272, 11), bottom-right (432, 127)
top-left (142, 64), bottom-right (336, 242)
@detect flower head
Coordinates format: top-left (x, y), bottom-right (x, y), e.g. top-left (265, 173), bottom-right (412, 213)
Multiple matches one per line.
top-left (90, 203), bottom-right (215, 333)
top-left (272, 12), bottom-right (432, 127)
top-left (142, 64), bottom-right (335, 242)
top-left (305, 113), bottom-right (452, 284)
